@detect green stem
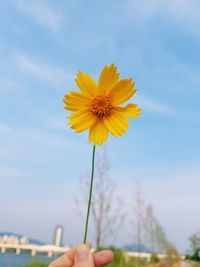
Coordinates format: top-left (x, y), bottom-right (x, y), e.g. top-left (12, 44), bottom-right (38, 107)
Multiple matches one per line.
top-left (83, 145), bottom-right (96, 244)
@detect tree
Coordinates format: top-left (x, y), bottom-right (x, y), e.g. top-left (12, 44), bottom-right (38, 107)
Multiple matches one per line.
top-left (143, 205), bottom-right (169, 253)
top-left (130, 184), bottom-right (147, 267)
top-left (77, 150), bottom-right (125, 249)
top-left (166, 246), bottom-right (179, 260)
top-left (131, 183), bottom-right (146, 253)
top-left (143, 205), bottom-right (156, 252)
top-left (188, 232), bottom-right (200, 254)
top-left (130, 185), bottom-right (169, 255)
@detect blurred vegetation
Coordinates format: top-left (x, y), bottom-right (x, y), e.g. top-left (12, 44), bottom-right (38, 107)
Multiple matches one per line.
top-left (186, 232), bottom-right (200, 263)
top-left (186, 261), bottom-right (200, 267)
top-left (19, 246), bottom-right (182, 267)
top-left (97, 247), bottom-right (153, 267)
top-left (149, 253), bottom-right (160, 264)
top-left (165, 246), bottom-right (179, 260)
top-left (17, 261), bottom-right (48, 267)
top-left (186, 248), bottom-right (200, 262)
top-left (105, 246), bottom-right (181, 267)
top-left (19, 247), bottom-right (147, 267)
top-left (188, 233), bottom-right (200, 254)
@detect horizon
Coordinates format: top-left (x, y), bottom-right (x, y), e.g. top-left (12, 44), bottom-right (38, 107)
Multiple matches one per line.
top-left (0, 230), bottom-right (176, 254)
top-left (0, 0), bottom-right (200, 254)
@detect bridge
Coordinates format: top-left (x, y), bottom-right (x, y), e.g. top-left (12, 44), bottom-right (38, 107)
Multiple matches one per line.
top-left (0, 243), bottom-right (185, 260)
top-left (0, 243), bottom-right (70, 257)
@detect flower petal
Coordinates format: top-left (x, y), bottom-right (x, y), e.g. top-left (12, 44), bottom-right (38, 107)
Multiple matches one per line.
top-left (89, 119), bottom-right (108, 145)
top-left (115, 104), bottom-right (142, 118)
top-left (64, 90), bottom-right (91, 111)
top-left (103, 110), bottom-right (129, 137)
top-left (109, 79), bottom-right (136, 105)
top-left (69, 110), bottom-right (97, 133)
top-left (75, 71), bottom-right (97, 97)
top-left (98, 64), bottom-right (119, 94)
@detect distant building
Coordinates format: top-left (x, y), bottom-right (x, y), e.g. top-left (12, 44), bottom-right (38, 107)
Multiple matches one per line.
top-left (53, 225), bottom-right (63, 247)
top-left (20, 236), bottom-right (28, 245)
top-left (0, 234), bottom-right (29, 245)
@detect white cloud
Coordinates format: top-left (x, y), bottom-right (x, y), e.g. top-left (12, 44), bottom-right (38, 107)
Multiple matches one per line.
top-left (0, 80), bottom-right (21, 93)
top-left (122, 0), bottom-right (200, 37)
top-left (12, 0), bottom-right (62, 32)
top-left (41, 114), bottom-right (66, 131)
top-left (0, 168), bottom-right (27, 179)
top-left (122, 0), bottom-right (160, 22)
top-left (15, 51), bottom-right (73, 89)
top-left (135, 86), bottom-right (199, 122)
top-left (0, 122), bottom-right (12, 134)
top-left (136, 94), bottom-right (174, 115)
top-left (165, 0), bottom-right (200, 37)
top-left (0, 120), bottom-right (88, 163)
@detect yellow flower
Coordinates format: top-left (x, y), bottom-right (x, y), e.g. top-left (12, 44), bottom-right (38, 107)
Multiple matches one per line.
top-left (63, 64), bottom-right (141, 145)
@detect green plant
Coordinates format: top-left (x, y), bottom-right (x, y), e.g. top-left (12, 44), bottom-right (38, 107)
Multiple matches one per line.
top-left (100, 247), bottom-right (139, 267)
top-left (17, 261), bottom-right (48, 267)
top-left (150, 254), bottom-right (160, 263)
top-left (186, 248), bottom-right (200, 262)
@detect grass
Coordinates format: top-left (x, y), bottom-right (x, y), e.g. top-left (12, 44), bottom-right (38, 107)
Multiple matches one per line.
top-left (17, 261), bottom-right (48, 267)
top-left (18, 248), bottom-right (182, 267)
top-left (186, 260), bottom-right (200, 267)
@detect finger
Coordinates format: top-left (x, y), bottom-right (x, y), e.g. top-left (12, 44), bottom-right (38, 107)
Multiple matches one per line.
top-left (49, 247), bottom-right (76, 267)
top-left (73, 244), bottom-right (94, 267)
top-left (93, 250), bottom-right (113, 267)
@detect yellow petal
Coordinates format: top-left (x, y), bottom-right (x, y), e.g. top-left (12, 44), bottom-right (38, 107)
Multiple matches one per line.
top-left (64, 105), bottom-right (87, 111)
top-left (75, 71), bottom-right (97, 97)
top-left (69, 110), bottom-right (97, 133)
top-left (109, 79), bottom-right (136, 105)
top-left (98, 64), bottom-right (119, 94)
top-left (64, 90), bottom-right (91, 111)
top-left (89, 119), bottom-right (108, 145)
top-left (115, 104), bottom-right (142, 118)
top-left (103, 110), bottom-right (129, 137)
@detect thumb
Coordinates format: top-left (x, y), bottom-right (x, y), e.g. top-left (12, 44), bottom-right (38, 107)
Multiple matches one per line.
top-left (74, 244), bottom-right (94, 267)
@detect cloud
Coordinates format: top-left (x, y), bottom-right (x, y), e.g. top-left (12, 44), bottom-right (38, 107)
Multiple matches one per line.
top-left (0, 80), bottom-right (21, 93)
top-left (0, 123), bottom-right (12, 134)
top-left (122, 0), bottom-right (200, 37)
top-left (164, 0), bottom-right (200, 37)
top-left (136, 94), bottom-right (174, 115)
top-left (15, 51), bottom-right (73, 89)
top-left (0, 168), bottom-right (27, 179)
top-left (136, 81), bottom-right (199, 123)
top-left (41, 114), bottom-right (66, 131)
top-left (12, 0), bottom-right (62, 32)
top-left (0, 120), bottom-right (88, 165)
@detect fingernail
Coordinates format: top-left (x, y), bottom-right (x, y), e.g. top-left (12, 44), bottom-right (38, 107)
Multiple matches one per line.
top-left (76, 245), bottom-right (89, 260)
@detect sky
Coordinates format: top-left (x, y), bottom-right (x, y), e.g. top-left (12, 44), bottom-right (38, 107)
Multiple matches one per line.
top-left (0, 0), bottom-right (200, 253)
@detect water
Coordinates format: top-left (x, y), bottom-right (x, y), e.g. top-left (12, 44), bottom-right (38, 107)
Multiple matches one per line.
top-left (0, 252), bottom-right (58, 267)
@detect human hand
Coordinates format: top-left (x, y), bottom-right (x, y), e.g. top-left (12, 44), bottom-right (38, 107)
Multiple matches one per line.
top-left (49, 244), bottom-right (113, 267)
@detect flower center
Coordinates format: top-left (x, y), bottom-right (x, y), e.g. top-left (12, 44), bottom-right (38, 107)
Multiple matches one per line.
top-left (91, 95), bottom-right (113, 117)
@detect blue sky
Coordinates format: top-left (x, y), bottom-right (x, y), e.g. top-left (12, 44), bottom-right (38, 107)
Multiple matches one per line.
top-left (0, 0), bottom-right (200, 253)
